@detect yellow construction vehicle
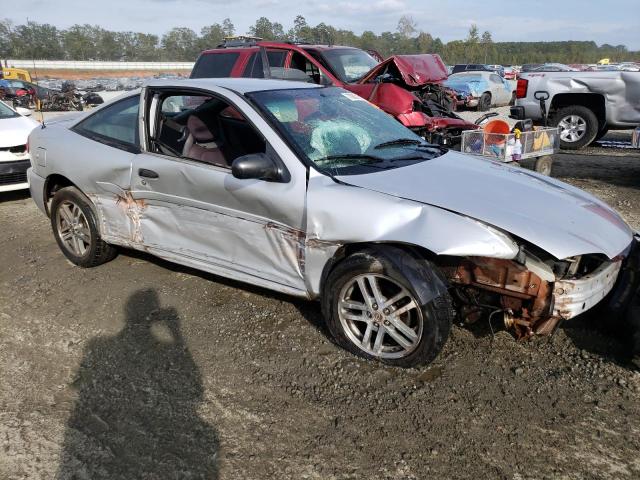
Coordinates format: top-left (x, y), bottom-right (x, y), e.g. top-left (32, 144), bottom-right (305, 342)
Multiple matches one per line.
top-left (0, 68), bottom-right (32, 82)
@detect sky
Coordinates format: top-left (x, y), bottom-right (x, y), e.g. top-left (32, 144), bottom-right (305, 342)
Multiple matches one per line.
top-left (6, 0), bottom-right (640, 50)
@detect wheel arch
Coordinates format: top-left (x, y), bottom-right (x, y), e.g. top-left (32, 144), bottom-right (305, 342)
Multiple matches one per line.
top-left (550, 93), bottom-right (606, 129)
top-left (43, 174), bottom-right (96, 219)
top-left (43, 174), bottom-right (77, 216)
top-left (317, 241), bottom-right (448, 306)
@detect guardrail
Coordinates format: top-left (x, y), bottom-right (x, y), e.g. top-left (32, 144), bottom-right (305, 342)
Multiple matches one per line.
top-left (3, 60), bottom-right (194, 70)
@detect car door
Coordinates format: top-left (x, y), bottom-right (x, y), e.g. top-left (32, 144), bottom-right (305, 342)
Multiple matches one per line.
top-left (129, 86), bottom-right (309, 294)
top-left (489, 74), bottom-right (510, 105)
top-left (69, 93), bottom-right (141, 243)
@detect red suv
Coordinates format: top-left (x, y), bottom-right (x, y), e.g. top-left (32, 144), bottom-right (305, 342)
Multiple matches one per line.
top-left (190, 39), bottom-right (478, 145)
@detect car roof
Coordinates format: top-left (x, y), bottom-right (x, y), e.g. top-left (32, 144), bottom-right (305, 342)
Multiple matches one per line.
top-left (200, 42), bottom-right (360, 54)
top-left (145, 77), bottom-right (323, 94)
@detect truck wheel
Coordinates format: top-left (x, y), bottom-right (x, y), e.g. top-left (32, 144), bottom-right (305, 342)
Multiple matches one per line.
top-left (551, 105), bottom-right (598, 150)
top-left (592, 127), bottom-right (609, 143)
top-left (478, 93), bottom-right (491, 111)
top-left (322, 247), bottom-right (453, 367)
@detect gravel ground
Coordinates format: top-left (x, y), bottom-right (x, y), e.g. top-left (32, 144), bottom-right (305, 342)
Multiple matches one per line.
top-left (1, 110), bottom-right (640, 479)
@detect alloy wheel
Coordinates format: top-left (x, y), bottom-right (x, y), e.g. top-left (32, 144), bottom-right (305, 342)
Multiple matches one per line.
top-left (338, 274), bottom-right (423, 359)
top-left (558, 114), bottom-right (587, 143)
top-left (56, 200), bottom-right (91, 257)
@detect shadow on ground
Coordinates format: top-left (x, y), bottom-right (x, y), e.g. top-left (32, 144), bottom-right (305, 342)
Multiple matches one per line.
top-left (0, 189), bottom-right (31, 203)
top-left (56, 289), bottom-right (219, 479)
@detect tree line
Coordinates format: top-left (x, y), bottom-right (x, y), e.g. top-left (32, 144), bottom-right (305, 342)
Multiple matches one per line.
top-left (0, 15), bottom-right (638, 65)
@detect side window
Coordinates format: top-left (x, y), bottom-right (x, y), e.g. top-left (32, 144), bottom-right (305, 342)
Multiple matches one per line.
top-left (151, 92), bottom-right (266, 169)
top-left (190, 53), bottom-right (240, 78)
top-left (73, 95), bottom-right (139, 150)
top-left (242, 52), bottom-right (263, 78)
top-left (242, 50), bottom-right (288, 78)
top-left (290, 52), bottom-right (330, 85)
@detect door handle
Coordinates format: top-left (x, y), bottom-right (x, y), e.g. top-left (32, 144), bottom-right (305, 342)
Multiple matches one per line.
top-left (138, 168), bottom-right (159, 179)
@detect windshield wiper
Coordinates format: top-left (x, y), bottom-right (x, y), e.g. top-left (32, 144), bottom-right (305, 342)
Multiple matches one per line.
top-left (389, 148), bottom-right (445, 162)
top-left (317, 153), bottom-right (386, 163)
top-left (374, 138), bottom-right (427, 149)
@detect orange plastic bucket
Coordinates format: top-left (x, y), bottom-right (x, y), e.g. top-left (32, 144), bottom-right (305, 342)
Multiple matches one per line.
top-left (483, 119), bottom-right (510, 145)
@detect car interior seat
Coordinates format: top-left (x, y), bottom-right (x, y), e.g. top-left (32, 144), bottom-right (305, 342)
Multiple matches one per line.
top-left (182, 115), bottom-right (227, 167)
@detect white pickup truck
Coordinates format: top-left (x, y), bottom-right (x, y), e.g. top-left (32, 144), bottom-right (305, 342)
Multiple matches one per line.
top-left (513, 71), bottom-right (640, 149)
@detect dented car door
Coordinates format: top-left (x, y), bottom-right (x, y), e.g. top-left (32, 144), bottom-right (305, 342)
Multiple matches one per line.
top-left (127, 87), bottom-right (309, 294)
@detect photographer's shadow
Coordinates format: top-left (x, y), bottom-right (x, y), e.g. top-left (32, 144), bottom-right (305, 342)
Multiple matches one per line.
top-left (56, 289), bottom-right (219, 479)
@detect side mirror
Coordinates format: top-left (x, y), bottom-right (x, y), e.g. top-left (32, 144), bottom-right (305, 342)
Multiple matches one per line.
top-left (16, 106), bottom-right (31, 116)
top-left (231, 153), bottom-right (284, 182)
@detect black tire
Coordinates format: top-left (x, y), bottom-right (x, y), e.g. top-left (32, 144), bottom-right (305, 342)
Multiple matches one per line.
top-left (50, 186), bottom-right (117, 267)
top-left (321, 247), bottom-right (453, 367)
top-left (534, 155), bottom-right (553, 176)
top-left (550, 105), bottom-right (599, 150)
top-left (593, 126), bottom-right (609, 143)
top-left (478, 92), bottom-right (491, 111)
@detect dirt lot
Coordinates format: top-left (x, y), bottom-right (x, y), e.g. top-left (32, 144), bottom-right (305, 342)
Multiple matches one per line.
top-left (1, 136), bottom-right (640, 479)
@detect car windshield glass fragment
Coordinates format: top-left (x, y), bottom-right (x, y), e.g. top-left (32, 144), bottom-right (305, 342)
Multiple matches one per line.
top-left (248, 87), bottom-right (443, 175)
top-left (320, 49), bottom-right (379, 82)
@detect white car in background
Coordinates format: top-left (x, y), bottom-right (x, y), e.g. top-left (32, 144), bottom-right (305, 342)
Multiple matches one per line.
top-left (0, 101), bottom-right (39, 192)
top-left (444, 71), bottom-right (516, 111)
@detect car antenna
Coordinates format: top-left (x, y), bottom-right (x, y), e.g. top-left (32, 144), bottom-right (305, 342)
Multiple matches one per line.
top-left (31, 59), bottom-right (45, 128)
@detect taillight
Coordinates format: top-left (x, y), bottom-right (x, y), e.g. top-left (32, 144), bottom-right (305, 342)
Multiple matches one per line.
top-left (516, 78), bottom-right (528, 99)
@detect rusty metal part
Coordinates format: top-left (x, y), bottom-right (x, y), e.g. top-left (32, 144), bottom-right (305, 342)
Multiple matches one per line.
top-left (450, 256), bottom-right (555, 338)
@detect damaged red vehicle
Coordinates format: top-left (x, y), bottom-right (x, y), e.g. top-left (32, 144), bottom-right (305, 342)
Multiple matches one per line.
top-left (190, 38), bottom-right (479, 145)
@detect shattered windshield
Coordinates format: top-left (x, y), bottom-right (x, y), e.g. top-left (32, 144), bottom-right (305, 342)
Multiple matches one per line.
top-left (319, 49), bottom-right (379, 83)
top-left (249, 87), bottom-right (444, 175)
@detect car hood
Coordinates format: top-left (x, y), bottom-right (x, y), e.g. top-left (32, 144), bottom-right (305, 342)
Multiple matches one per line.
top-left (336, 151), bottom-right (633, 260)
top-left (444, 77), bottom-right (487, 95)
top-left (359, 54), bottom-right (449, 86)
top-left (0, 115), bottom-right (40, 148)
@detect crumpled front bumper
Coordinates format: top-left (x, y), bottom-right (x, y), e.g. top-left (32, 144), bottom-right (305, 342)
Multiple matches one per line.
top-left (553, 235), bottom-right (640, 320)
top-left (553, 260), bottom-right (622, 319)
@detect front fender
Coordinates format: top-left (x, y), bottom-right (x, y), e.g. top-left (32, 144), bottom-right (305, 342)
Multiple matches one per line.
top-left (304, 171), bottom-right (519, 297)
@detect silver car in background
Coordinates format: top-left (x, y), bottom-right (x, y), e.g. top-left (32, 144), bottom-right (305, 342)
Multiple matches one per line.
top-left (515, 70), bottom-right (640, 149)
top-left (27, 78), bottom-right (638, 367)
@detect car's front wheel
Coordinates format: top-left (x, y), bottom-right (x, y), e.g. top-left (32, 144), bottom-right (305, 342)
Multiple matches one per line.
top-left (50, 186), bottom-right (117, 267)
top-left (322, 248), bottom-right (453, 367)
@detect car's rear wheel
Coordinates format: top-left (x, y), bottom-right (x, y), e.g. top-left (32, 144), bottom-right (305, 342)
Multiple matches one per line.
top-left (322, 248), bottom-right (453, 367)
top-left (50, 187), bottom-right (117, 267)
top-left (592, 126), bottom-right (609, 143)
top-left (551, 105), bottom-right (599, 150)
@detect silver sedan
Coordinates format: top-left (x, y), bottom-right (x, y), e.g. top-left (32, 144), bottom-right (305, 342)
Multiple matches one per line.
top-left (28, 78), bottom-right (637, 367)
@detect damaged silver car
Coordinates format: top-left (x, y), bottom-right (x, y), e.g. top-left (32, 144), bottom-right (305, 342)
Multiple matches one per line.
top-left (28, 78), bottom-right (638, 367)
